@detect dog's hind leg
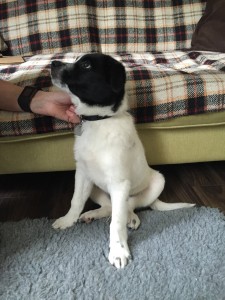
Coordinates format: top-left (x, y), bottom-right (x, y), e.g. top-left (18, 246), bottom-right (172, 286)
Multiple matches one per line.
top-left (129, 170), bottom-right (165, 210)
top-left (80, 186), bottom-right (141, 229)
top-left (129, 169), bottom-right (195, 211)
top-left (79, 185), bottom-right (112, 223)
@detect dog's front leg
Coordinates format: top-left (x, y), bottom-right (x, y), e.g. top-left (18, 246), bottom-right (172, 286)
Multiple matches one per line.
top-left (108, 180), bottom-right (131, 269)
top-left (53, 169), bottom-right (93, 230)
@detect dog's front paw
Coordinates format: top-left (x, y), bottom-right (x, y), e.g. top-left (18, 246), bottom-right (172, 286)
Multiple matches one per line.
top-left (108, 243), bottom-right (131, 269)
top-left (52, 216), bottom-right (75, 230)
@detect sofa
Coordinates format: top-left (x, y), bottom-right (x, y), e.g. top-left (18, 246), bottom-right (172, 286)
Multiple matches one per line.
top-left (0, 0), bottom-right (225, 174)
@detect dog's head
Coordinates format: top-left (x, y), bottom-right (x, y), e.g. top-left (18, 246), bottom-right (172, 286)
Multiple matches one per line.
top-left (51, 53), bottom-right (127, 117)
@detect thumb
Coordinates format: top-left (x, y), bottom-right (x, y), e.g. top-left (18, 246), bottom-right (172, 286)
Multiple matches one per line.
top-left (66, 109), bottom-right (81, 124)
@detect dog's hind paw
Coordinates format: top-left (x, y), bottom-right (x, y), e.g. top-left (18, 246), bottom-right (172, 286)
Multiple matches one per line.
top-left (127, 212), bottom-right (140, 230)
top-left (79, 210), bottom-right (98, 224)
top-left (80, 207), bottom-right (111, 224)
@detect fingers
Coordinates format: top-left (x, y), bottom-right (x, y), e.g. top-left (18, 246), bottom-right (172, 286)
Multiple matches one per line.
top-left (66, 106), bottom-right (80, 124)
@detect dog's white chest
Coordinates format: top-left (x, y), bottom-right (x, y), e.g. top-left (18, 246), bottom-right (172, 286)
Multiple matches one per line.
top-left (75, 129), bottom-right (112, 191)
top-left (74, 117), bottom-right (133, 187)
top-left (75, 122), bottom-right (110, 169)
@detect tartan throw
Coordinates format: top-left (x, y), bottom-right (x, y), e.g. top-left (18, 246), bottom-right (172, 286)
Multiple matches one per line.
top-left (0, 0), bottom-right (206, 56)
top-left (0, 35), bottom-right (7, 52)
top-left (1, 51), bottom-right (225, 137)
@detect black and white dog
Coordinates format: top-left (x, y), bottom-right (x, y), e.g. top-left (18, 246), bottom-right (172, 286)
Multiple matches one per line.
top-left (51, 54), bottom-right (194, 269)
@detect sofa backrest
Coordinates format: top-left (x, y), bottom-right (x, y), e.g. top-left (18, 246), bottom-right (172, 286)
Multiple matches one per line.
top-left (0, 0), bottom-right (206, 56)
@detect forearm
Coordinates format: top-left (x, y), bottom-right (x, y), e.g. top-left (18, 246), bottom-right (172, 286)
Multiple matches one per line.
top-left (0, 80), bottom-right (24, 112)
top-left (0, 80), bottom-right (47, 113)
top-left (0, 80), bottom-right (80, 123)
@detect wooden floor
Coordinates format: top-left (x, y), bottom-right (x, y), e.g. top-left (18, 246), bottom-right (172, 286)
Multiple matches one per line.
top-left (0, 161), bottom-right (225, 222)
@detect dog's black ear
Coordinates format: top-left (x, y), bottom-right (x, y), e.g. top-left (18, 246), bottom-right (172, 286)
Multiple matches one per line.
top-left (106, 56), bottom-right (126, 93)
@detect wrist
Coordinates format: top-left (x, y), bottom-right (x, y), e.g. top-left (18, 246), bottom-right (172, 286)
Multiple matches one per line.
top-left (18, 86), bottom-right (41, 113)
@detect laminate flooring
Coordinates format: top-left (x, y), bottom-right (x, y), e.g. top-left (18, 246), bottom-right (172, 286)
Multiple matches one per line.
top-left (0, 161), bottom-right (225, 222)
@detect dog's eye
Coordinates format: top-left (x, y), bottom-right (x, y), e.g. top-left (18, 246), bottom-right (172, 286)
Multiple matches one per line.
top-left (80, 60), bottom-right (92, 70)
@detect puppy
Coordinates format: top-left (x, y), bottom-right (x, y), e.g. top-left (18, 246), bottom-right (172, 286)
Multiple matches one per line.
top-left (51, 53), bottom-right (194, 269)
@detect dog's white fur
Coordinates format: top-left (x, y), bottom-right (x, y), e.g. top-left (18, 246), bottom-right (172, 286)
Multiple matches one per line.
top-left (52, 56), bottom-right (194, 269)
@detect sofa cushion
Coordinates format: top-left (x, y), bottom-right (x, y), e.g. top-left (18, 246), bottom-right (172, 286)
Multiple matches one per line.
top-left (0, 51), bottom-right (225, 138)
top-left (0, 0), bottom-right (206, 56)
top-left (191, 0), bottom-right (225, 52)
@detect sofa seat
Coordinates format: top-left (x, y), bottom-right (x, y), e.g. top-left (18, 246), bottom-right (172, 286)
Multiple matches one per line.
top-left (1, 110), bottom-right (225, 174)
top-left (1, 51), bottom-right (225, 174)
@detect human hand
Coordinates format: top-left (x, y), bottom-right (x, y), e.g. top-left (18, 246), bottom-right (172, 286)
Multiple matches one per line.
top-left (30, 90), bottom-right (80, 124)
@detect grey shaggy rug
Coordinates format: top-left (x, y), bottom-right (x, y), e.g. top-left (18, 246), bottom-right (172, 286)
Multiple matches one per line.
top-left (1, 207), bottom-right (225, 300)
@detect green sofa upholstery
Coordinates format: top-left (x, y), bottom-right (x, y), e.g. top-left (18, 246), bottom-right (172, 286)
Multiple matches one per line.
top-left (1, 111), bottom-right (225, 174)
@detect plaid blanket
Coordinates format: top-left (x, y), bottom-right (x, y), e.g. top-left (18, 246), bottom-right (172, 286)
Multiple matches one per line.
top-left (0, 0), bottom-right (205, 56)
top-left (1, 51), bottom-right (225, 137)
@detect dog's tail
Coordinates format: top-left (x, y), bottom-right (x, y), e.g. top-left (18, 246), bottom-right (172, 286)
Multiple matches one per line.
top-left (150, 199), bottom-right (195, 211)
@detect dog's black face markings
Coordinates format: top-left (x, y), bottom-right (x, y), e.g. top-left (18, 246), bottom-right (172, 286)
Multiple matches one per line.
top-left (51, 54), bottom-right (126, 112)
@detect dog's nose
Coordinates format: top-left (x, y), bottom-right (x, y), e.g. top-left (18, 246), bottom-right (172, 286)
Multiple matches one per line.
top-left (51, 60), bottom-right (64, 68)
